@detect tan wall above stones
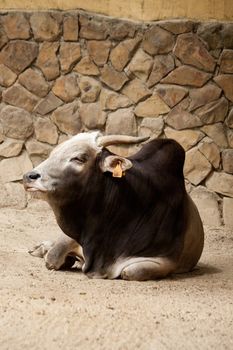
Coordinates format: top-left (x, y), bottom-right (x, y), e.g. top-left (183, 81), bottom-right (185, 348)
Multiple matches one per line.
top-left (0, 0), bottom-right (233, 21)
top-left (0, 10), bottom-right (233, 228)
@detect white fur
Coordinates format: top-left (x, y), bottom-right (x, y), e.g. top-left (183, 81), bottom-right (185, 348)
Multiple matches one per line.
top-left (106, 256), bottom-right (174, 279)
top-left (50, 131), bottom-right (102, 157)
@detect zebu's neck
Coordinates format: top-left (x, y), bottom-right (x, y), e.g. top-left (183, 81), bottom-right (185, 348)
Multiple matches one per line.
top-left (47, 166), bottom-right (143, 243)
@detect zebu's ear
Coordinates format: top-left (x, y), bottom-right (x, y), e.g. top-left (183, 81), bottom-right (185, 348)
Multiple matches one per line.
top-left (100, 155), bottom-right (132, 178)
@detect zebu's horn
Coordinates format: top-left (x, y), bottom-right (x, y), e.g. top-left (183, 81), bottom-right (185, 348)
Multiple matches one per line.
top-left (97, 135), bottom-right (149, 147)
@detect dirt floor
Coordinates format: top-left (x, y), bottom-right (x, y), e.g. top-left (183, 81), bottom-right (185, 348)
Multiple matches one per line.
top-left (0, 200), bottom-right (233, 350)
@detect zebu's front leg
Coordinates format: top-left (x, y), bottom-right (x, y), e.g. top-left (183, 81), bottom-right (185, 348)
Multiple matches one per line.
top-left (29, 234), bottom-right (84, 270)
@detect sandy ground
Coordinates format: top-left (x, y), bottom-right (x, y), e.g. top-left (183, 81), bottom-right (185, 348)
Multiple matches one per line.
top-left (0, 200), bottom-right (233, 350)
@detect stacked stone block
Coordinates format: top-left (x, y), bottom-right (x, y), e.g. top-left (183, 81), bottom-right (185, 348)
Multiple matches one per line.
top-left (0, 11), bottom-right (233, 227)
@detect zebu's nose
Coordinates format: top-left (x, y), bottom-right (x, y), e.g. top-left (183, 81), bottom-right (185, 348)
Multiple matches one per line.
top-left (24, 171), bottom-right (41, 182)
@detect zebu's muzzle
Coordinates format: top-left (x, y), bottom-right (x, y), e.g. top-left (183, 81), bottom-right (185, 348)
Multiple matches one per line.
top-left (23, 171), bottom-right (47, 192)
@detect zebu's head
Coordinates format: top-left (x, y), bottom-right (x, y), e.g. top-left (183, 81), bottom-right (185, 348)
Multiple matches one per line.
top-left (23, 131), bottom-right (147, 197)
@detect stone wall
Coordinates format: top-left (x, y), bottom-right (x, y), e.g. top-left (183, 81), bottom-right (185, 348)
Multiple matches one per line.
top-left (0, 10), bottom-right (233, 227)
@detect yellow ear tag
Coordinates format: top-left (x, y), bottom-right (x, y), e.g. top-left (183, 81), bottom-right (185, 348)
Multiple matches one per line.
top-left (112, 162), bottom-right (123, 178)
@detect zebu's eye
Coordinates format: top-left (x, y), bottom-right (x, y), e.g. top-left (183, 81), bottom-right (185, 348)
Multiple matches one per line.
top-left (70, 154), bottom-right (88, 164)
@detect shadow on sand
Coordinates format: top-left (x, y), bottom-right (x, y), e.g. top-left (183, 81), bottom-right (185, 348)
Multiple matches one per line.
top-left (170, 263), bottom-right (222, 281)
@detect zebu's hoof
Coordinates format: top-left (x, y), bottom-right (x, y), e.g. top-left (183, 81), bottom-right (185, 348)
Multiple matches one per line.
top-left (29, 241), bottom-right (54, 258)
